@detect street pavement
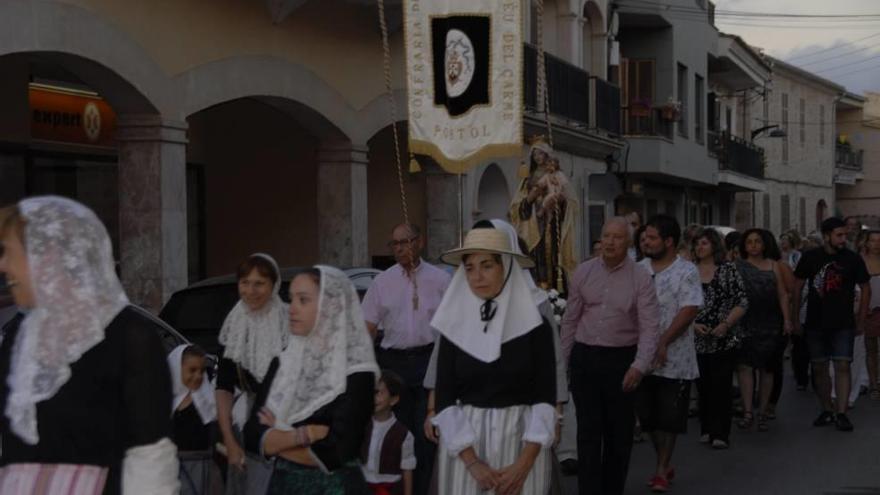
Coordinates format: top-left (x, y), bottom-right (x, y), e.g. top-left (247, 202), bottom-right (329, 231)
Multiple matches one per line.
top-left (561, 372), bottom-right (880, 495)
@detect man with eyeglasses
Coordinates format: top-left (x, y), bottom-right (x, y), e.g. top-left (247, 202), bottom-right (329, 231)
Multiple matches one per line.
top-left (361, 223), bottom-right (451, 495)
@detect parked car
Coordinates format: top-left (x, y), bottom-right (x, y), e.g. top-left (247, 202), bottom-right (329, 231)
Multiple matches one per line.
top-left (158, 267), bottom-right (380, 356)
top-left (0, 275), bottom-right (220, 383)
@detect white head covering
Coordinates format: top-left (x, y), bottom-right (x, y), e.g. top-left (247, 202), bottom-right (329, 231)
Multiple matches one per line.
top-left (167, 344), bottom-right (216, 424)
top-left (431, 237), bottom-right (544, 363)
top-left (218, 253), bottom-right (289, 382)
top-left (265, 266), bottom-right (379, 427)
top-left (488, 219), bottom-right (548, 306)
top-left (6, 196), bottom-right (130, 445)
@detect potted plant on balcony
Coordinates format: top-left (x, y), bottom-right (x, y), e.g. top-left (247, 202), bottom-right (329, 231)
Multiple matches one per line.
top-left (630, 96), bottom-right (652, 117)
top-left (658, 97), bottom-right (682, 121)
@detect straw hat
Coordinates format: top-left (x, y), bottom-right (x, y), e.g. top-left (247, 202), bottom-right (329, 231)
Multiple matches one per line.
top-left (440, 228), bottom-right (535, 268)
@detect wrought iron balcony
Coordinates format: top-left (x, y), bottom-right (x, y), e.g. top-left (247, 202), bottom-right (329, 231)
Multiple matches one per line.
top-left (712, 131), bottom-right (765, 179)
top-left (523, 44), bottom-right (621, 136)
top-left (836, 144), bottom-right (864, 171)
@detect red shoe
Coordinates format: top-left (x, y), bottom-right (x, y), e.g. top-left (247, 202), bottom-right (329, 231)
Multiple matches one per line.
top-left (649, 476), bottom-right (670, 492)
top-left (646, 469), bottom-right (675, 486)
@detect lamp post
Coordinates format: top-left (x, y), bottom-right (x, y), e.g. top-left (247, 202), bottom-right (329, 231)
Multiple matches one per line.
top-left (750, 124), bottom-right (786, 142)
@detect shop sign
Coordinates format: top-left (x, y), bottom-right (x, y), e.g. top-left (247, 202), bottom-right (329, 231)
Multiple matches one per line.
top-left (29, 84), bottom-right (116, 146)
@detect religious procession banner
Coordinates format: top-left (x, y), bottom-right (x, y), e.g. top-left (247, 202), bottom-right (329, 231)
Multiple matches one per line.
top-left (404, 0), bottom-right (523, 173)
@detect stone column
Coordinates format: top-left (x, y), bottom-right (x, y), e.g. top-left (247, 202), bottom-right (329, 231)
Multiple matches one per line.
top-left (424, 163), bottom-right (461, 261)
top-left (116, 115), bottom-right (188, 312)
top-left (317, 141), bottom-right (369, 267)
top-left (556, 9), bottom-right (581, 66)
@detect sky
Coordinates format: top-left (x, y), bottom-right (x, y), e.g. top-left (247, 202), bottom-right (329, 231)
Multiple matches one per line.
top-left (712, 0), bottom-right (880, 95)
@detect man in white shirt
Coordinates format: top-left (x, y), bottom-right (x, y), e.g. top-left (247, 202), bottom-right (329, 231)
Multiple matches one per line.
top-left (636, 215), bottom-right (703, 493)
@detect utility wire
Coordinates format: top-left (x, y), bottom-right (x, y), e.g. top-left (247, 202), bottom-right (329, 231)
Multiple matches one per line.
top-left (616, 5), bottom-right (880, 28)
top-left (787, 32), bottom-right (880, 61)
top-left (618, 0), bottom-right (880, 19)
top-left (796, 40), bottom-right (880, 68)
top-left (815, 53), bottom-right (880, 74)
top-left (824, 61), bottom-right (880, 78)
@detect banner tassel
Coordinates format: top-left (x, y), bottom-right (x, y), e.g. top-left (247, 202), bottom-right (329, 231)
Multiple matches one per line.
top-left (409, 155), bottom-right (422, 173)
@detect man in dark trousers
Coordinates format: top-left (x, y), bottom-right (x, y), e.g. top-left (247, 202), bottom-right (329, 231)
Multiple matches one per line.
top-left (562, 217), bottom-right (660, 495)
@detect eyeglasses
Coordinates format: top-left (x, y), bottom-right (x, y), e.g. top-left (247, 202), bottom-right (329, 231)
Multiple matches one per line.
top-left (387, 237), bottom-right (418, 249)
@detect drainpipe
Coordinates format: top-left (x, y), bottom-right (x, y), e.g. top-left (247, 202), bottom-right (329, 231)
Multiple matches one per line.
top-left (831, 92), bottom-right (843, 216)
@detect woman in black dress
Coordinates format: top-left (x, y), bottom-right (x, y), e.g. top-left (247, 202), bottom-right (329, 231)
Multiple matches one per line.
top-left (0, 196), bottom-right (176, 494)
top-left (431, 228), bottom-right (557, 495)
top-left (735, 229), bottom-right (793, 432)
top-left (244, 266), bottom-right (379, 494)
top-left (692, 228), bottom-right (748, 448)
top-left (215, 253), bottom-right (288, 491)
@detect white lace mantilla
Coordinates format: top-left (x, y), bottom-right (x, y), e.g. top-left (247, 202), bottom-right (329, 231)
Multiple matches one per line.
top-left (218, 253), bottom-right (289, 382)
top-left (7, 196), bottom-right (129, 445)
top-left (266, 266), bottom-right (379, 427)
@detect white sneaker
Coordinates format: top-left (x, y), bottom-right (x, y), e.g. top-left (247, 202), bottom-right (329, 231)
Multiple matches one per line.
top-left (711, 439), bottom-right (729, 449)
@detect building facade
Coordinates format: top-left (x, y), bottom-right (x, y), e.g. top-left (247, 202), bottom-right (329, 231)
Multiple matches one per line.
top-left (836, 92), bottom-right (880, 227)
top-left (614, 0), bottom-right (768, 229)
top-left (744, 58), bottom-right (841, 236)
top-left (0, 0), bottom-right (622, 310)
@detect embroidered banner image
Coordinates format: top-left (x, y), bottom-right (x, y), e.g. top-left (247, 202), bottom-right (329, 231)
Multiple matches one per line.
top-left (405, 0), bottom-right (523, 173)
top-left (432, 16), bottom-right (490, 117)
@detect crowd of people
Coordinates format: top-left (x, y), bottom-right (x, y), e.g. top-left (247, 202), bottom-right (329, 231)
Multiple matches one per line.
top-left (0, 195), bottom-right (877, 495)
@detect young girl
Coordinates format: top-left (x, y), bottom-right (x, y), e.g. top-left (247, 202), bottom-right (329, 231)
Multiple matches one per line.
top-left (169, 344), bottom-right (219, 495)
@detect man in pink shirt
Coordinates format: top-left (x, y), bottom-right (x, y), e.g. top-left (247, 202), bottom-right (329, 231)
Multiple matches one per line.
top-left (562, 217), bottom-right (660, 495)
top-left (362, 223), bottom-right (451, 495)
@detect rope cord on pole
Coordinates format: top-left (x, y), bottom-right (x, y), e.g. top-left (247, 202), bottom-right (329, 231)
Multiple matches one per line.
top-left (535, 0), bottom-right (564, 292)
top-left (377, 0), bottom-right (410, 226)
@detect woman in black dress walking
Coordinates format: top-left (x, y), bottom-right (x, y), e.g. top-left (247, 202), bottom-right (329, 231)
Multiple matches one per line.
top-left (735, 229), bottom-right (793, 432)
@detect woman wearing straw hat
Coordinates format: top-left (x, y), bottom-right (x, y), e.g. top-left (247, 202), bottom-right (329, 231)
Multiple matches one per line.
top-left (431, 228), bottom-right (557, 494)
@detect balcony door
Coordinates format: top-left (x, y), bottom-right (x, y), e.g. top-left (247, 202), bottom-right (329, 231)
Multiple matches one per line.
top-left (620, 58), bottom-right (655, 135)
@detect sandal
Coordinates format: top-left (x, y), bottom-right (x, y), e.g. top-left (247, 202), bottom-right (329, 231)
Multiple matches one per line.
top-left (737, 411), bottom-right (754, 430)
top-left (757, 413), bottom-right (769, 432)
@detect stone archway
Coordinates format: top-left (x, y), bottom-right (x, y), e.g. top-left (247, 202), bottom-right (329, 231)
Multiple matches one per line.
top-left (582, 0), bottom-right (607, 77)
top-left (0, 1), bottom-right (190, 310)
top-left (186, 94), bottom-right (368, 276)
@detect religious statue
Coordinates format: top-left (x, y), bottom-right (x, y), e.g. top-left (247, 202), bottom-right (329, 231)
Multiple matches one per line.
top-left (509, 136), bottom-right (578, 294)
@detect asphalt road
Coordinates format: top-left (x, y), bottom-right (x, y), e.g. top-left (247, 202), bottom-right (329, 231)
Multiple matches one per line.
top-left (561, 373), bottom-right (880, 495)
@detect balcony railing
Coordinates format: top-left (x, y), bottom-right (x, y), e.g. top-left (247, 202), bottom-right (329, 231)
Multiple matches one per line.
top-left (713, 131), bottom-right (765, 179)
top-left (622, 106), bottom-right (674, 140)
top-left (592, 77), bottom-right (621, 135)
top-left (836, 144), bottom-right (864, 170)
top-left (523, 44), bottom-right (621, 136)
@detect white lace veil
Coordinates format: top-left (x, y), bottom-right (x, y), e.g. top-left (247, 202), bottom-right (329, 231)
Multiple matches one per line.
top-left (265, 265), bottom-right (379, 427)
top-left (6, 196), bottom-right (130, 445)
top-left (218, 253), bottom-right (289, 381)
top-left (167, 344), bottom-right (216, 424)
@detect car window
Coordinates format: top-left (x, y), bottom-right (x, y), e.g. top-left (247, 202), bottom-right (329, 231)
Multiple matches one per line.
top-left (160, 286), bottom-right (240, 330)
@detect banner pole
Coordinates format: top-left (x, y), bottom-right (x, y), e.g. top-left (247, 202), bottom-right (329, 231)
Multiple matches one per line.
top-left (458, 172), bottom-right (464, 247)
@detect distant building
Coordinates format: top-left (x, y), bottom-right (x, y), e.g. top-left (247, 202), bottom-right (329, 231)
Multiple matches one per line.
top-left (836, 92), bottom-right (880, 227)
top-left (614, 0), bottom-right (769, 228)
top-left (743, 58), bottom-right (841, 236)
